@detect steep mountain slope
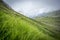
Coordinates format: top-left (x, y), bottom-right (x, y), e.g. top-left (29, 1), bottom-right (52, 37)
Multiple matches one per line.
top-left (0, 0), bottom-right (58, 40)
top-left (34, 10), bottom-right (60, 40)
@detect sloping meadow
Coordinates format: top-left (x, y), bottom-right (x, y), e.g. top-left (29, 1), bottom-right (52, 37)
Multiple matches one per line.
top-left (0, 0), bottom-right (59, 40)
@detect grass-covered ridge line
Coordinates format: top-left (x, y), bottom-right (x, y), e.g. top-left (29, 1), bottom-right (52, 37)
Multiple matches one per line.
top-left (0, 0), bottom-right (59, 40)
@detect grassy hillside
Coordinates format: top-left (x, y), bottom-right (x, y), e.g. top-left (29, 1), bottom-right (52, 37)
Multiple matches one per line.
top-left (0, 0), bottom-right (58, 40)
top-left (34, 10), bottom-right (60, 40)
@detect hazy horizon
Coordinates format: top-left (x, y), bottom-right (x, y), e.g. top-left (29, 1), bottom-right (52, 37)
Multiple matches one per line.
top-left (3, 0), bottom-right (60, 18)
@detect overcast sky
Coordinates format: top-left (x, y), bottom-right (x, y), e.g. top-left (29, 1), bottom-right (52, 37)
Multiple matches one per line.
top-left (3, 0), bottom-right (60, 18)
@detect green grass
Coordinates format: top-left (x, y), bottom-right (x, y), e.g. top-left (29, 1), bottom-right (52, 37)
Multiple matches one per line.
top-left (0, 0), bottom-right (59, 40)
top-left (35, 15), bottom-right (60, 40)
